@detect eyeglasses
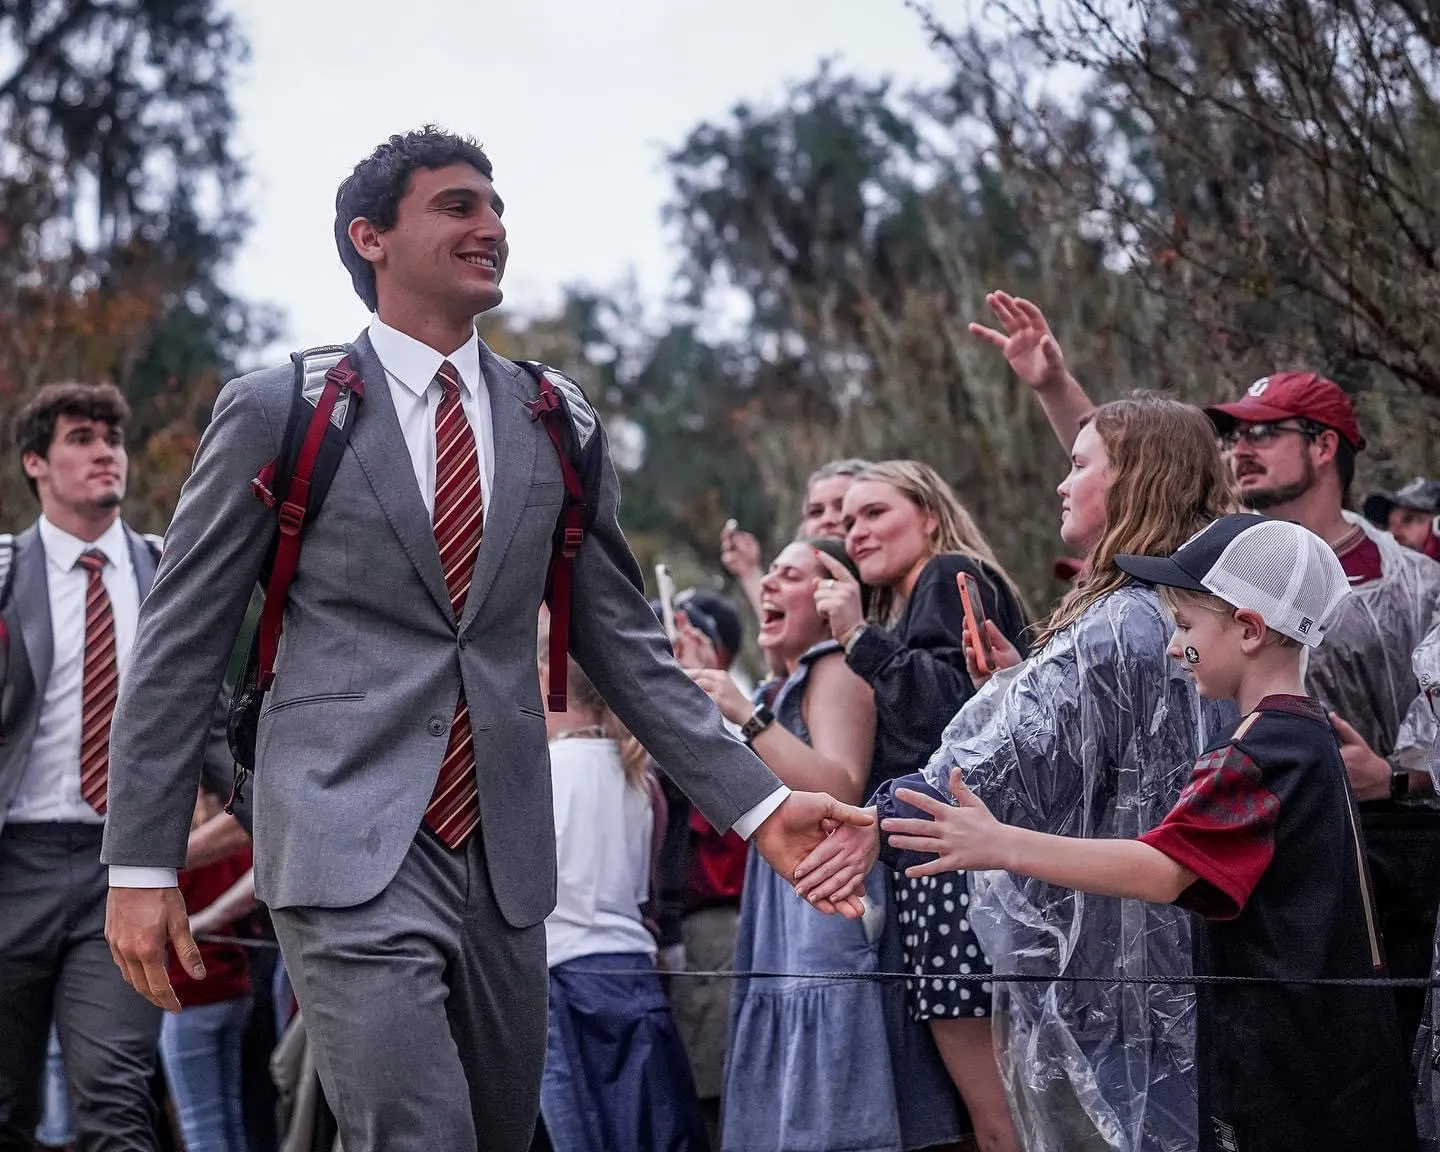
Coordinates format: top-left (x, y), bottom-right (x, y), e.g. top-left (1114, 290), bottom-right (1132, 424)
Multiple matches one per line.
top-left (1219, 422), bottom-right (1315, 449)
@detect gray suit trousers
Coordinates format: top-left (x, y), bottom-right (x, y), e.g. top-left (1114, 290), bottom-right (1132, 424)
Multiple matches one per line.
top-left (0, 824), bottom-right (162, 1152)
top-left (270, 828), bottom-right (547, 1152)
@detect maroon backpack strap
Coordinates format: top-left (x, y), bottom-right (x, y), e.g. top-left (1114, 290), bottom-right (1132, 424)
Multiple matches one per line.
top-left (253, 355), bottom-right (362, 689)
top-left (526, 373), bottom-right (588, 711)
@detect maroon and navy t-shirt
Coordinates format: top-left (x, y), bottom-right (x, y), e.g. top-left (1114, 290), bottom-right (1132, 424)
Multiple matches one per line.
top-left (1139, 696), bottom-right (1416, 1152)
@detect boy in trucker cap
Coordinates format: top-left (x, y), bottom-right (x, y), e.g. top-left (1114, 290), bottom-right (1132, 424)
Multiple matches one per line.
top-left (881, 513), bottom-right (1417, 1152)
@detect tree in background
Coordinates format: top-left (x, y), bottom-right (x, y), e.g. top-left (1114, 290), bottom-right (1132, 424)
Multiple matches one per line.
top-left (576, 3), bottom-right (1440, 609)
top-left (916, 0), bottom-right (1440, 483)
top-left (0, 0), bottom-right (274, 530)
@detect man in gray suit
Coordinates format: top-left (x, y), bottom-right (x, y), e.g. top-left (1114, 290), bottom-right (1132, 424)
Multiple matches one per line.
top-left (0, 383), bottom-right (232, 1151)
top-left (102, 127), bottom-right (871, 1151)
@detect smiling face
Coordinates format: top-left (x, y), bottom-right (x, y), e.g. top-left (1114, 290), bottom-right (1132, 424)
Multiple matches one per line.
top-left (350, 162), bottom-right (508, 324)
top-left (801, 474), bottom-right (855, 539)
top-left (842, 479), bottom-right (936, 593)
top-left (24, 415), bottom-right (127, 522)
top-left (757, 542), bottom-right (832, 662)
top-left (1056, 422), bottom-right (1114, 553)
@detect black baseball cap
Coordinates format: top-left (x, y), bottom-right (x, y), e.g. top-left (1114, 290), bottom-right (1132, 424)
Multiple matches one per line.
top-left (1362, 478), bottom-right (1440, 527)
top-left (1116, 513), bottom-right (1351, 647)
top-left (676, 589), bottom-right (743, 659)
top-left (1115, 514), bottom-right (1270, 592)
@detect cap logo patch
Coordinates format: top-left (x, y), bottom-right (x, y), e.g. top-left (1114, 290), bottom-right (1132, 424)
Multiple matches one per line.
top-left (1298, 617), bottom-right (1312, 634)
top-left (1247, 377), bottom-right (1270, 397)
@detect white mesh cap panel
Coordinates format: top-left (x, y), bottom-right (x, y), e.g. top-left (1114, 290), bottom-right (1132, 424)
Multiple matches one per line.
top-left (1201, 521), bottom-right (1351, 647)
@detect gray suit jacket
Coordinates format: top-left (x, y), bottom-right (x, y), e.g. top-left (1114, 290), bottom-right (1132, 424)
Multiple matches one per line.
top-left (0, 521), bottom-right (242, 842)
top-left (102, 332), bottom-right (780, 927)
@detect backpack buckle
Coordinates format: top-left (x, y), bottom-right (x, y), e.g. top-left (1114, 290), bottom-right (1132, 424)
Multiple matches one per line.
top-left (561, 527), bottom-right (584, 557)
top-left (278, 500), bottom-right (305, 536)
top-left (251, 460), bottom-right (277, 507)
top-left (525, 390), bottom-right (561, 421)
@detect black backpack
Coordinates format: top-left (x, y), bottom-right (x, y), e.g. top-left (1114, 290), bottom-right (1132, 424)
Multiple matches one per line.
top-left (224, 345), bottom-right (604, 808)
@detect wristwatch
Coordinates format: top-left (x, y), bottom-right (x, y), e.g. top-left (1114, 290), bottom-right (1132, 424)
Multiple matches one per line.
top-left (1390, 766), bottom-right (1412, 801)
top-left (741, 703), bottom-right (775, 744)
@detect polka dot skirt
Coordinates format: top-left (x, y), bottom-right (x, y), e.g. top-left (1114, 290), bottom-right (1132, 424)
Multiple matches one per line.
top-left (894, 870), bottom-right (994, 1020)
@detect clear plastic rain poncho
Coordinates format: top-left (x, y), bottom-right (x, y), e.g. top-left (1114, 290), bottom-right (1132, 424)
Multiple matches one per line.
top-left (922, 585), bottom-right (1237, 1152)
top-left (1404, 621), bottom-right (1440, 784)
top-left (1310, 515), bottom-right (1440, 758)
top-left (1404, 624), bottom-right (1440, 1152)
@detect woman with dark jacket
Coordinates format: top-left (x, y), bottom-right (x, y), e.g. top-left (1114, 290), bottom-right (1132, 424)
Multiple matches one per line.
top-left (813, 459), bottom-right (1030, 1152)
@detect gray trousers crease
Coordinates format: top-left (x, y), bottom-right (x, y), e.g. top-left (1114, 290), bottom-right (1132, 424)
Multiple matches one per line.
top-left (270, 827), bottom-right (547, 1152)
top-left (0, 823), bottom-right (162, 1152)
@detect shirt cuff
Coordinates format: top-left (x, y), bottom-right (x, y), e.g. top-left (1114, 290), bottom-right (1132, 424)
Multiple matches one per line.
top-left (109, 866), bottom-right (179, 888)
top-left (732, 786), bottom-right (790, 841)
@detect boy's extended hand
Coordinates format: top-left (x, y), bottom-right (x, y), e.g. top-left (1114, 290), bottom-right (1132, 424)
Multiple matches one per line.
top-left (792, 809), bottom-right (880, 906)
top-left (885, 771), bottom-right (1008, 878)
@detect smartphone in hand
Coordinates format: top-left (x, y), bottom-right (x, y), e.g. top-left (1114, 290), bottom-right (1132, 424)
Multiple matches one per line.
top-left (957, 572), bottom-right (994, 676)
top-left (656, 563), bottom-right (678, 643)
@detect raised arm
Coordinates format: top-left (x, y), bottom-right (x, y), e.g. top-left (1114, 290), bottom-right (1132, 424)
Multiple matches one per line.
top-left (691, 652), bottom-right (874, 806)
top-left (969, 291), bottom-right (1097, 452)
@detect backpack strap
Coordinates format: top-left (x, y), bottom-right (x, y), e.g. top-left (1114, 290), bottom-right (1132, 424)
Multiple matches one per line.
top-left (516, 361), bottom-right (604, 712)
top-left (251, 349), bottom-right (364, 690)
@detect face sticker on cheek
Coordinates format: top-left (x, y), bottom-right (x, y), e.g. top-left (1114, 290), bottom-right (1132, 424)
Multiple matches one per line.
top-left (1184, 646), bottom-right (1201, 664)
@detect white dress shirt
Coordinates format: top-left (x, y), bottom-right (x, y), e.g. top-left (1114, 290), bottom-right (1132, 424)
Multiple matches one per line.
top-left (10, 517), bottom-right (139, 824)
top-left (111, 315), bottom-right (786, 887)
top-left (545, 738), bottom-right (657, 968)
top-left (367, 315), bottom-right (495, 519)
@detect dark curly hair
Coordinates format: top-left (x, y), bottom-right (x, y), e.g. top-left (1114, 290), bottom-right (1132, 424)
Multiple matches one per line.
top-left (13, 383), bottom-right (130, 500)
top-left (334, 126), bottom-right (495, 311)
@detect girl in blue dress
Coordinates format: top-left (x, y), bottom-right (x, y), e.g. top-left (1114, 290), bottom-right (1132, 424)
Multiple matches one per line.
top-left (690, 538), bottom-right (958, 1152)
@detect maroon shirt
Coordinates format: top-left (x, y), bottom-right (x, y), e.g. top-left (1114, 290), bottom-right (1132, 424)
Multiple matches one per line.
top-left (169, 847), bottom-right (253, 1008)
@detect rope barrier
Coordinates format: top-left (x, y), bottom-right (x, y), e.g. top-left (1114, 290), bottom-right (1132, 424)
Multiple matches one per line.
top-left (193, 935), bottom-right (1440, 989)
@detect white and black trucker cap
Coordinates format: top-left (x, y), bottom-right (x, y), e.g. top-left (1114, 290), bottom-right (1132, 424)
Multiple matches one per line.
top-left (1115, 513), bottom-right (1350, 648)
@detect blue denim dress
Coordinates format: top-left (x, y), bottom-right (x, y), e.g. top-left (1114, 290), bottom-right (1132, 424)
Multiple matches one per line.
top-left (721, 642), bottom-right (962, 1151)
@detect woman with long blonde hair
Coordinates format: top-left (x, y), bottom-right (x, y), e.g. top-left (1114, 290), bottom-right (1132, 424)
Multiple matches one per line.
top-left (810, 458), bottom-right (1030, 1152)
top-left (799, 393), bottom-right (1238, 1152)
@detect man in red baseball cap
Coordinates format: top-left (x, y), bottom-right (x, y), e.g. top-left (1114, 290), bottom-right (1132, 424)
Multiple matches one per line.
top-left (1204, 371), bottom-right (1366, 520)
top-left (1203, 369), bottom-right (1440, 1056)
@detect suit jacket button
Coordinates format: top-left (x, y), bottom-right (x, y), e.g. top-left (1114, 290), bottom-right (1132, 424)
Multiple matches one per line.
top-left (458, 636), bottom-right (468, 650)
top-left (428, 716), bottom-right (447, 736)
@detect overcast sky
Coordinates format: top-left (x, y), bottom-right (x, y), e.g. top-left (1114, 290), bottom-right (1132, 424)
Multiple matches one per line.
top-left (226, 0), bottom-right (954, 359)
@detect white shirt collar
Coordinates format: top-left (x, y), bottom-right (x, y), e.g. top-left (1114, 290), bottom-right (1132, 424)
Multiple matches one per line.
top-left (368, 314), bottom-right (483, 401)
top-left (38, 515), bottom-right (129, 574)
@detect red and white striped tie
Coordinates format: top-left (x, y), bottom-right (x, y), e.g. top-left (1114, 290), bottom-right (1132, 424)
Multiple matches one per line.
top-left (77, 550), bottom-right (117, 815)
top-left (424, 361), bottom-right (484, 848)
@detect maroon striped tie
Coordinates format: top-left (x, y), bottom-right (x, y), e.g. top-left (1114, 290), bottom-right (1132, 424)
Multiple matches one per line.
top-left (77, 550), bottom-right (117, 815)
top-left (424, 361), bottom-right (484, 848)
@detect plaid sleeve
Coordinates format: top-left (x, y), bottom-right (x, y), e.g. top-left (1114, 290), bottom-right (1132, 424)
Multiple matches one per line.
top-left (1139, 744), bottom-right (1279, 920)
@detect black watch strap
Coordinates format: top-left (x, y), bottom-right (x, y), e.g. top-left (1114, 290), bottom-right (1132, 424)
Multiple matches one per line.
top-left (741, 703), bottom-right (775, 744)
top-left (1391, 767), bottom-right (1412, 801)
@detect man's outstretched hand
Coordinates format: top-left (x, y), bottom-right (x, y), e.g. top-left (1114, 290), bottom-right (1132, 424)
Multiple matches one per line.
top-left (752, 791), bottom-right (875, 919)
top-left (106, 886), bottom-right (204, 1013)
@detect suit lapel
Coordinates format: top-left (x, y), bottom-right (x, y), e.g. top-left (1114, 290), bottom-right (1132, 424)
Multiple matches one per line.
top-left (11, 525), bottom-right (52, 698)
top-left (346, 331), bottom-right (455, 621)
top-left (126, 526), bottom-right (158, 598)
top-left (459, 347), bottom-right (537, 634)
